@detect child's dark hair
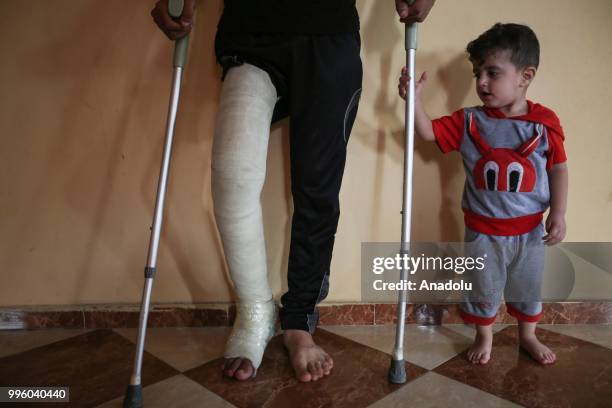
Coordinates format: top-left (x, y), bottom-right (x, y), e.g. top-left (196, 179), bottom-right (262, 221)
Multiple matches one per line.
top-left (467, 23), bottom-right (540, 69)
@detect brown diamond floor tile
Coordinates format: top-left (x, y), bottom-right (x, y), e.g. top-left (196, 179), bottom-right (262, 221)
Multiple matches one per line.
top-left (95, 374), bottom-right (236, 408)
top-left (0, 329), bottom-right (179, 408)
top-left (184, 328), bottom-right (428, 408)
top-left (114, 327), bottom-right (232, 371)
top-left (434, 326), bottom-right (612, 408)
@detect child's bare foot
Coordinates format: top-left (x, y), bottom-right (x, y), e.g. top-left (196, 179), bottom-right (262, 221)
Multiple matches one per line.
top-left (519, 335), bottom-right (556, 365)
top-left (467, 324), bottom-right (493, 365)
top-left (283, 330), bottom-right (333, 382)
top-left (518, 320), bottom-right (556, 365)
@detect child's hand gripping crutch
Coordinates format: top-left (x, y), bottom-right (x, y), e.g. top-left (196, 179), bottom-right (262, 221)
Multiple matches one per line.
top-left (388, 0), bottom-right (419, 385)
top-left (124, 1), bottom-right (192, 407)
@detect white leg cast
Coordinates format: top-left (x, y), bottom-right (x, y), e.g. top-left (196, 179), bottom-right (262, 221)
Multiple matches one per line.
top-left (224, 298), bottom-right (277, 372)
top-left (212, 63), bottom-right (278, 372)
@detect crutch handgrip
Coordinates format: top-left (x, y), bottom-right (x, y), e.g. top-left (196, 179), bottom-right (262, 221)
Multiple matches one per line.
top-left (168, 0), bottom-right (191, 68)
top-left (405, 22), bottom-right (418, 50)
top-left (404, 0), bottom-right (418, 50)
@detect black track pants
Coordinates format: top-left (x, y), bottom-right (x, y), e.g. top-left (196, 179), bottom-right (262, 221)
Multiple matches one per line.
top-left (216, 31), bottom-right (363, 333)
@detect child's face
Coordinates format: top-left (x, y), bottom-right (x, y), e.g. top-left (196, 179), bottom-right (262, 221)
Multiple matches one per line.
top-left (472, 50), bottom-right (533, 110)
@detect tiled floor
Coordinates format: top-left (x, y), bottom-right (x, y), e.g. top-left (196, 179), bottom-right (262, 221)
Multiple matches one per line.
top-left (0, 324), bottom-right (610, 407)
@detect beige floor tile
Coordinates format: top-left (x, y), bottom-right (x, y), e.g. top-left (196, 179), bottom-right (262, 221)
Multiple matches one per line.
top-left (114, 327), bottom-right (231, 372)
top-left (95, 374), bottom-right (235, 408)
top-left (444, 323), bottom-right (509, 338)
top-left (322, 324), bottom-right (506, 370)
top-left (0, 329), bottom-right (92, 358)
top-left (367, 372), bottom-right (521, 408)
top-left (539, 324), bottom-right (612, 349)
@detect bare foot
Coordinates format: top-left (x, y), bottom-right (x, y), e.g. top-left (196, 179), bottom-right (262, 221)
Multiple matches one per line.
top-left (221, 357), bottom-right (255, 380)
top-left (520, 335), bottom-right (556, 365)
top-left (518, 320), bottom-right (556, 365)
top-left (283, 330), bottom-right (333, 382)
top-left (467, 325), bottom-right (493, 365)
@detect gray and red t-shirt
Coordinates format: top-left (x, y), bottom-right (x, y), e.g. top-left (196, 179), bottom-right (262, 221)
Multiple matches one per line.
top-left (432, 101), bottom-right (567, 236)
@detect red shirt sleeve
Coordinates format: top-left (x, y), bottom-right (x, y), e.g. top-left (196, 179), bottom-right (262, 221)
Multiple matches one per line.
top-left (431, 109), bottom-right (464, 153)
top-left (546, 125), bottom-right (567, 170)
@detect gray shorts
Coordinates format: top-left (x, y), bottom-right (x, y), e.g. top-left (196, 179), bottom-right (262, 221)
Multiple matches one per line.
top-left (460, 223), bottom-right (545, 325)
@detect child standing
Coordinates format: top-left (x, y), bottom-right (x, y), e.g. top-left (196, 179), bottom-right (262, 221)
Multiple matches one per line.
top-left (399, 23), bottom-right (568, 365)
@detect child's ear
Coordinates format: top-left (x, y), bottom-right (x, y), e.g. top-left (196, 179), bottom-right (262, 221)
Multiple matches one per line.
top-left (521, 66), bottom-right (537, 87)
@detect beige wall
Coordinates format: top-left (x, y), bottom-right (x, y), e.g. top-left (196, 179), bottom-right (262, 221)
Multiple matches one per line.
top-left (1, 0), bottom-right (611, 306)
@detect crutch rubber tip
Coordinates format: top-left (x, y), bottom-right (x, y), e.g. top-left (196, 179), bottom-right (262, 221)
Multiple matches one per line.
top-left (123, 385), bottom-right (143, 408)
top-left (388, 359), bottom-right (407, 384)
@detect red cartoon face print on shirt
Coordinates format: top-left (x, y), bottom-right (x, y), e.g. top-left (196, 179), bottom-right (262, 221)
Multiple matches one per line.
top-left (467, 112), bottom-right (543, 193)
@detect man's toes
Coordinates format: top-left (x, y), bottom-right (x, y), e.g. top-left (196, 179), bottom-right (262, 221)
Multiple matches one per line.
top-left (297, 365), bottom-right (312, 382)
top-left (308, 361), bottom-right (321, 381)
top-left (324, 355), bottom-right (334, 369)
top-left (221, 357), bottom-right (235, 370)
top-left (235, 359), bottom-right (254, 380)
top-left (316, 361), bottom-right (325, 379)
top-left (317, 360), bottom-right (329, 377)
top-left (223, 358), bottom-right (241, 376)
top-left (315, 361), bottom-right (324, 379)
top-left (322, 359), bottom-right (332, 375)
top-left (307, 362), bottom-right (315, 380)
top-left (219, 359), bottom-right (228, 370)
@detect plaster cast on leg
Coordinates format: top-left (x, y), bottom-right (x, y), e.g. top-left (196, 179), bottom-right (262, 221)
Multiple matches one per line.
top-left (224, 299), bottom-right (277, 373)
top-left (211, 64), bottom-right (278, 373)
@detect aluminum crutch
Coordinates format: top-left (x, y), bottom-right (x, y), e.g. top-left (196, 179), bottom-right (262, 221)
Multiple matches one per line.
top-left (388, 0), bottom-right (418, 384)
top-left (123, 1), bottom-right (191, 406)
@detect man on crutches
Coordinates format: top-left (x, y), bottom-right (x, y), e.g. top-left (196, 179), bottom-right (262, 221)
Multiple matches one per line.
top-left (125, 1), bottom-right (435, 404)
